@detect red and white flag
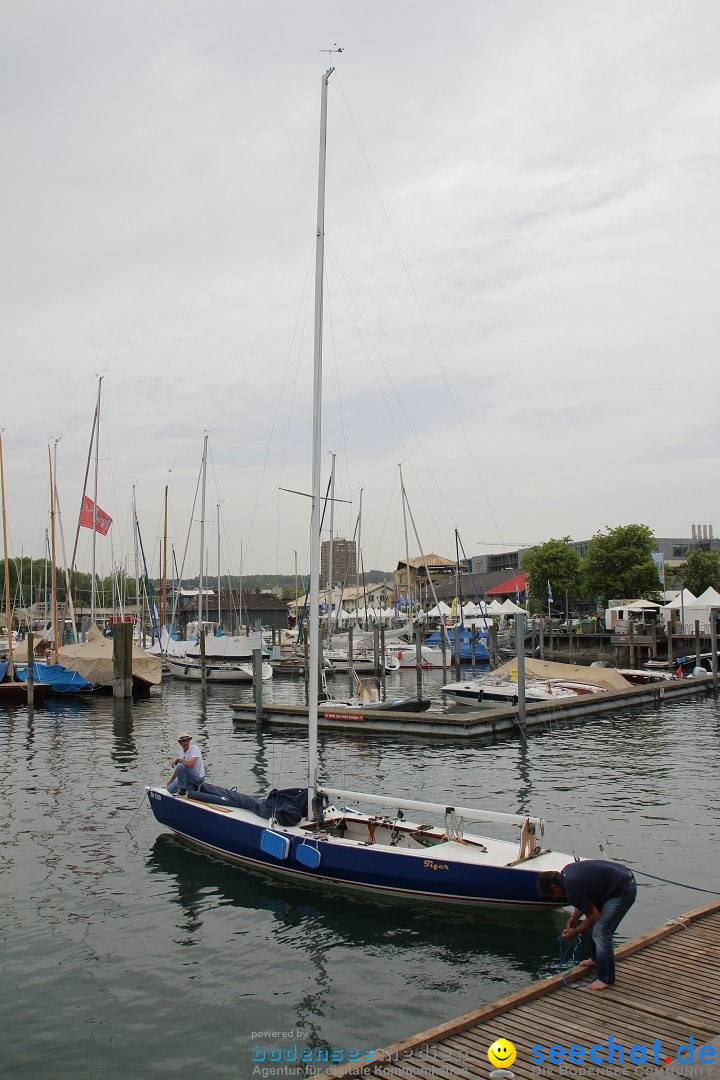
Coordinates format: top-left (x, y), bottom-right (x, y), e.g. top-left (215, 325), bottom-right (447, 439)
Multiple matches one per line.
top-left (79, 495), bottom-right (113, 535)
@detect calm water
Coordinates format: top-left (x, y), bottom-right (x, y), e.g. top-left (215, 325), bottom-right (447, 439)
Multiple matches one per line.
top-left (2, 673), bottom-right (719, 1079)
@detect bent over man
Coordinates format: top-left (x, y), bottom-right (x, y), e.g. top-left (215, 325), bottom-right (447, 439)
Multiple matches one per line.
top-left (537, 860), bottom-right (637, 990)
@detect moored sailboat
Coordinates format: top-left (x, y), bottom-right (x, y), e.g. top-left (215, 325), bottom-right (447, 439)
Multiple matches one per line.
top-left (147, 61), bottom-right (578, 908)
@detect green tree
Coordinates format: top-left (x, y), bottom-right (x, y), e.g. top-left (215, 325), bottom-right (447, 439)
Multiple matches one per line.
top-left (521, 537), bottom-right (581, 612)
top-left (677, 549), bottom-right (720, 596)
top-left (580, 524), bottom-right (661, 608)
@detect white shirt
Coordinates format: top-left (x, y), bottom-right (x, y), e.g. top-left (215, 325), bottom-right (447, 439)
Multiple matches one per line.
top-left (180, 742), bottom-right (205, 779)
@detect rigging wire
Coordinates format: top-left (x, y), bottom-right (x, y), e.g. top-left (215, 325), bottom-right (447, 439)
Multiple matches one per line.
top-left (334, 73), bottom-right (507, 550)
top-left (325, 241), bottom-right (450, 554)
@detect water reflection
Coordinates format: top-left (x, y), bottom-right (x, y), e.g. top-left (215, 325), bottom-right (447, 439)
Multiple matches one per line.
top-left (147, 833), bottom-right (565, 978)
top-left (111, 699), bottom-right (137, 772)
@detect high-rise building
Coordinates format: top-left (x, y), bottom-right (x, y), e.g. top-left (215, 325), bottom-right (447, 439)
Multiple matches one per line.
top-left (321, 538), bottom-right (356, 587)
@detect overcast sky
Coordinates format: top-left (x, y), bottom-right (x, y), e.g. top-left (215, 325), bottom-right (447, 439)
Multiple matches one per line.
top-left (3, 1), bottom-right (719, 580)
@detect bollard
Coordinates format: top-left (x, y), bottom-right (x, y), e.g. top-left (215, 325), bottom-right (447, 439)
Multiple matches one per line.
top-left (26, 631), bottom-right (34, 708)
top-left (113, 622), bottom-right (133, 699)
top-left (253, 648), bottom-right (263, 723)
top-left (415, 627), bottom-right (423, 702)
top-left (515, 614), bottom-right (526, 728)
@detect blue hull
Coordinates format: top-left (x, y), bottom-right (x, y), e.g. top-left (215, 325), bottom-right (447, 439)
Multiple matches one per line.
top-left (425, 628), bottom-right (490, 662)
top-left (12, 662), bottom-right (97, 693)
top-left (147, 789), bottom-right (555, 909)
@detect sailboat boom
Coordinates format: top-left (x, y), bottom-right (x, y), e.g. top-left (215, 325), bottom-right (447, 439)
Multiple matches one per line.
top-left (319, 787), bottom-right (543, 830)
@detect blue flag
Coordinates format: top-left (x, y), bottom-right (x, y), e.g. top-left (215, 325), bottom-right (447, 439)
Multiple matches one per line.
top-left (547, 581), bottom-right (553, 604)
top-left (651, 551), bottom-right (666, 586)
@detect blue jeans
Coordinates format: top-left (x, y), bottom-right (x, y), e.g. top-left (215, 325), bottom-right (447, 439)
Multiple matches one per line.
top-left (590, 877), bottom-right (637, 984)
top-left (167, 762), bottom-right (204, 794)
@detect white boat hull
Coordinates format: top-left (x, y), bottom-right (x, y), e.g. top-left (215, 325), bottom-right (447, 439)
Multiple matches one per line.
top-left (166, 657), bottom-right (273, 683)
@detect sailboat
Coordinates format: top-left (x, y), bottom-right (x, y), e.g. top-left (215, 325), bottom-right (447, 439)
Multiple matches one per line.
top-left (147, 62), bottom-right (577, 908)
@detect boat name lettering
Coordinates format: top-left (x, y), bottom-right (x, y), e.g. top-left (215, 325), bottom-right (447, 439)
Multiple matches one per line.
top-left (423, 860), bottom-right (450, 871)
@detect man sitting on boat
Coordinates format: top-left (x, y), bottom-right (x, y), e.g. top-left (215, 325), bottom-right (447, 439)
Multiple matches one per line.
top-left (167, 733), bottom-right (206, 795)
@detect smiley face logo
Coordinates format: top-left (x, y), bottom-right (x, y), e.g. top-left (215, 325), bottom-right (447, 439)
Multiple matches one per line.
top-left (487, 1039), bottom-right (517, 1069)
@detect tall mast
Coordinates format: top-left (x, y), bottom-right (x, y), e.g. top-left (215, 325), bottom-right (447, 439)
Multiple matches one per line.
top-left (198, 432), bottom-right (208, 628)
top-left (326, 451), bottom-right (336, 636)
top-left (161, 484), bottom-right (168, 635)
top-left (0, 432), bottom-right (13, 666)
top-left (238, 539), bottom-right (243, 633)
top-left (53, 441), bottom-right (78, 644)
top-left (132, 483), bottom-right (140, 639)
top-left (216, 502), bottom-right (221, 632)
top-left (308, 63), bottom-right (335, 800)
top-left (399, 463), bottom-right (412, 616)
top-left (48, 444), bottom-right (59, 662)
top-left (90, 375), bottom-right (103, 623)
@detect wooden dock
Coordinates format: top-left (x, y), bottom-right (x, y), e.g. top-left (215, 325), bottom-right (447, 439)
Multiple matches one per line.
top-left (232, 674), bottom-right (714, 739)
top-left (315, 899), bottom-right (720, 1079)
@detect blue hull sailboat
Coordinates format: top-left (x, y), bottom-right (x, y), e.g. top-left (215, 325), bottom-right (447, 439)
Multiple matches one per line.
top-left (147, 62), bottom-right (576, 909)
top-left (12, 661), bottom-right (98, 694)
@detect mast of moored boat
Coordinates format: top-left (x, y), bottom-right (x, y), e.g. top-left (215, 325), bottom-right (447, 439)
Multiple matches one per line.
top-left (90, 376), bottom-right (103, 625)
top-left (161, 484), bottom-right (169, 640)
top-left (216, 502), bottom-right (221, 633)
top-left (198, 432), bottom-right (208, 631)
top-left (307, 63), bottom-right (335, 811)
top-left (399, 463), bottom-right (412, 618)
top-left (0, 431), bottom-right (14, 670)
top-left (326, 452), bottom-right (335, 637)
top-left (48, 444), bottom-right (59, 663)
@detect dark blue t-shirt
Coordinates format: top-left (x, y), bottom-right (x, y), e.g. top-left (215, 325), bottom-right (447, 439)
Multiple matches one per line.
top-left (561, 860), bottom-right (634, 914)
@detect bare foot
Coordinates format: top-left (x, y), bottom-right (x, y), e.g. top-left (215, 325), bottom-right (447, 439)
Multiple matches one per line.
top-left (583, 979), bottom-right (610, 991)
top-left (579, 960), bottom-right (595, 968)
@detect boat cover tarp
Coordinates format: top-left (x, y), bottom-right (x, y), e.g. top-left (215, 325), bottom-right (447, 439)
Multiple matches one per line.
top-left (185, 635), bottom-right (252, 660)
top-left (12, 661), bottom-right (96, 692)
top-left (58, 622), bottom-right (162, 686)
top-left (188, 784), bottom-right (308, 825)
top-left (493, 656), bottom-right (628, 691)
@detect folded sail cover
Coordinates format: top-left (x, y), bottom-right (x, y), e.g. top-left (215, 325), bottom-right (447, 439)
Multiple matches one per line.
top-left (58, 623), bottom-right (162, 686)
top-left (79, 496), bottom-right (113, 535)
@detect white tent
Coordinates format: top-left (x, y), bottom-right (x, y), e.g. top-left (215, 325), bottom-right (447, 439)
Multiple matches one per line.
top-left (427, 601), bottom-right (451, 617)
top-left (461, 602), bottom-right (482, 617)
top-left (500, 598), bottom-right (528, 615)
top-left (663, 589), bottom-right (698, 610)
top-left (334, 608), bottom-right (353, 624)
top-left (695, 586), bottom-right (720, 607)
top-left (487, 600), bottom-right (505, 614)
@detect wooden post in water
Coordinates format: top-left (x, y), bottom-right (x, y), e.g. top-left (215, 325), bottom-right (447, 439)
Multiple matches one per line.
top-left (695, 619), bottom-right (702, 671)
top-left (470, 628), bottom-right (476, 670)
top-left (346, 625), bottom-right (353, 698)
top-left (440, 625), bottom-right (447, 673)
top-left (26, 631), bottom-right (34, 708)
top-left (415, 626), bottom-right (423, 701)
top-left (253, 648), bottom-right (263, 722)
top-left (380, 624), bottom-right (386, 696)
top-left (113, 621), bottom-right (133, 699)
top-left (373, 626), bottom-right (380, 678)
top-left (628, 619), bottom-right (635, 671)
top-left (200, 630), bottom-right (207, 693)
top-left (515, 613), bottom-right (526, 728)
top-left (710, 610), bottom-right (718, 687)
top-left (490, 621), bottom-right (498, 668)
top-left (669, 610), bottom-right (676, 667)
top-left (454, 624), bottom-right (461, 679)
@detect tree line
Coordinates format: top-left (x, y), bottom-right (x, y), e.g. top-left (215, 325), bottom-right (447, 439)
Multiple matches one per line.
top-left (520, 524), bottom-right (720, 611)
